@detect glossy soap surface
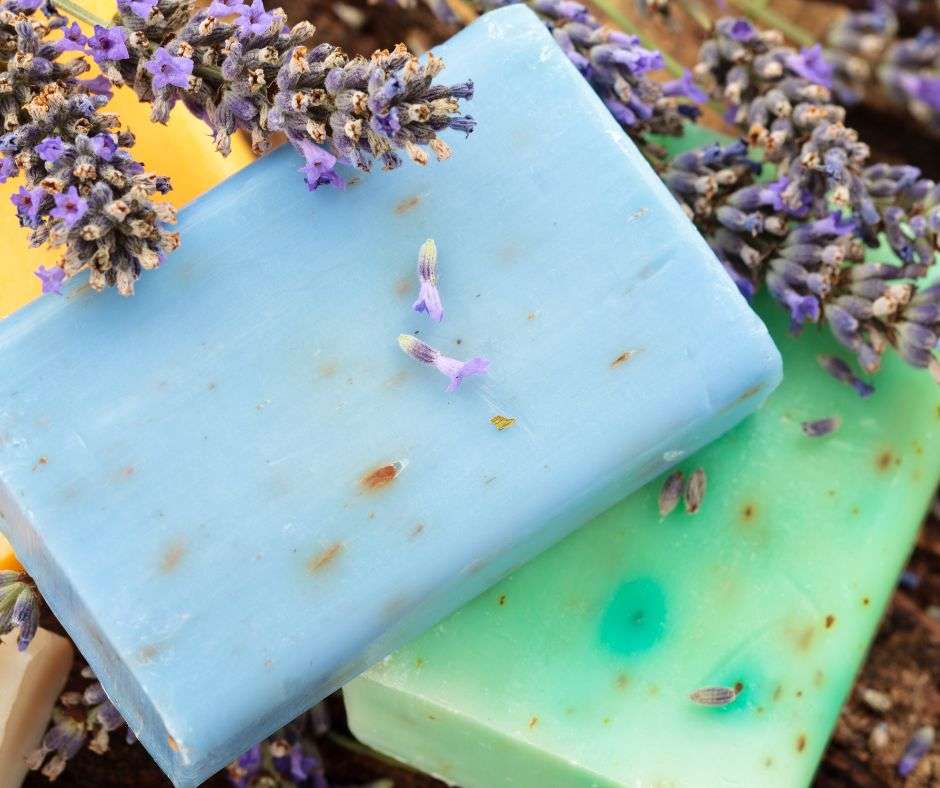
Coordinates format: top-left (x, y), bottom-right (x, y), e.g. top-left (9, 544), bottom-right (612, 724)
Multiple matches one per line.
top-left (345, 284), bottom-right (940, 787)
top-left (0, 8), bottom-right (779, 786)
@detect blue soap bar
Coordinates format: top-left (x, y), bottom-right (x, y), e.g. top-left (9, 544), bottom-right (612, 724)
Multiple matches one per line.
top-left (0, 6), bottom-right (780, 786)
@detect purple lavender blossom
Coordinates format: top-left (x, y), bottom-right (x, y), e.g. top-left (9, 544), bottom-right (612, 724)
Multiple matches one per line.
top-left (398, 334), bottom-right (489, 391)
top-left (0, 157), bottom-right (15, 184)
top-left (11, 186), bottom-right (45, 226)
top-left (817, 354), bottom-right (875, 398)
top-left (801, 416), bottom-right (841, 437)
top-left (90, 134), bottom-right (117, 161)
top-left (87, 25), bottom-right (129, 63)
top-left (228, 744), bottom-right (263, 787)
top-left (296, 140), bottom-right (345, 191)
top-left (35, 136), bottom-right (66, 163)
top-left (129, 0), bottom-right (158, 17)
top-left (11, 0), bottom-right (43, 10)
top-left (79, 75), bottom-right (114, 97)
top-left (663, 70), bottom-right (709, 103)
top-left (51, 186), bottom-right (88, 228)
top-left (412, 239), bottom-right (444, 322)
top-left (10, 586), bottom-right (39, 651)
top-left (145, 48), bottom-right (194, 90)
top-left (235, 0), bottom-right (274, 36)
top-left (54, 22), bottom-right (87, 53)
top-left (208, 0), bottom-right (248, 15)
top-left (34, 265), bottom-right (66, 295)
top-left (898, 726), bottom-right (934, 777)
top-left (721, 18), bottom-right (755, 42)
top-left (785, 44), bottom-right (834, 88)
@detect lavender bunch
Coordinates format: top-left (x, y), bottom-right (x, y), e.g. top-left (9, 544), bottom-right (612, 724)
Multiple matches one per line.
top-left (95, 0), bottom-right (475, 189)
top-left (27, 664), bottom-right (135, 781)
top-left (426, 0), bottom-right (703, 159)
top-left (880, 27), bottom-right (940, 133)
top-left (0, 569), bottom-right (40, 651)
top-left (674, 17), bottom-right (940, 382)
top-left (0, 0), bottom-right (176, 295)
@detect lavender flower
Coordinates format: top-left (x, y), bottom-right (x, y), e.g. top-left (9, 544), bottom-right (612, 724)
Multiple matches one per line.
top-left (785, 44), bottom-right (834, 89)
top-left (0, 571), bottom-right (40, 651)
top-left (0, 157), bottom-right (15, 183)
top-left (87, 25), bottom-right (129, 64)
top-left (12, 186), bottom-right (46, 227)
top-left (207, 0), bottom-right (248, 15)
top-left (297, 140), bottom-right (345, 191)
top-left (144, 47), bottom-right (194, 90)
top-left (35, 265), bottom-right (66, 294)
top-left (412, 238), bottom-right (443, 322)
top-left (51, 186), bottom-right (88, 227)
top-left (235, 0), bottom-right (274, 36)
top-left (54, 21), bottom-right (87, 53)
top-left (898, 725), bottom-right (934, 777)
top-left (36, 135), bottom-right (66, 163)
top-left (398, 334), bottom-right (489, 391)
top-left (658, 470), bottom-right (684, 517)
top-left (128, 0), bottom-right (157, 18)
top-left (801, 416), bottom-right (841, 437)
top-left (817, 354), bottom-right (875, 397)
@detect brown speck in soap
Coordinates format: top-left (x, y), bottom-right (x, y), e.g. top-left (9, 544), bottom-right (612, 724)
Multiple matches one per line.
top-left (207, 382), bottom-right (217, 391)
top-left (308, 542), bottom-right (343, 573)
top-left (794, 625), bottom-right (815, 652)
top-left (361, 460), bottom-right (405, 491)
top-left (122, 466), bottom-right (135, 477)
top-left (32, 456), bottom-right (48, 471)
top-left (528, 716), bottom-right (539, 729)
top-left (264, 659), bottom-right (273, 669)
top-left (527, 311), bottom-right (537, 321)
top-left (368, 512), bottom-right (375, 520)
top-left (796, 734), bottom-right (807, 753)
top-left (813, 670), bottom-right (824, 687)
top-left (740, 503), bottom-right (757, 522)
top-left (875, 449), bottom-right (898, 472)
top-left (138, 644), bottom-right (160, 663)
top-left (415, 657), bottom-right (425, 668)
top-left (394, 276), bottom-right (412, 299)
top-left (167, 736), bottom-right (180, 753)
top-left (773, 685), bottom-right (783, 702)
top-left (490, 415), bottom-right (516, 431)
top-left (409, 523), bottom-right (425, 540)
top-left (319, 361), bottom-right (338, 378)
top-left (498, 594), bottom-right (507, 606)
top-left (611, 350), bottom-right (637, 368)
top-left (395, 195), bottom-right (421, 215)
top-left (863, 596), bottom-right (871, 606)
top-left (615, 673), bottom-right (629, 690)
top-left (160, 541), bottom-right (186, 573)
top-left (824, 614), bottom-right (836, 629)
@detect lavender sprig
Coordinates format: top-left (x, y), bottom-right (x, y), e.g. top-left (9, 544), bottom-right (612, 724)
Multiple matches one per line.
top-left (27, 664), bottom-right (135, 781)
top-left (672, 17), bottom-right (940, 382)
top-left (0, 1), bottom-right (177, 295)
top-left (424, 0), bottom-right (702, 160)
top-left (96, 0), bottom-right (475, 184)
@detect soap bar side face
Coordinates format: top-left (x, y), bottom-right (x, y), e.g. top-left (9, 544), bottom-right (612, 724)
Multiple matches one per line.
top-left (0, 7), bottom-right (779, 785)
top-left (345, 291), bottom-right (940, 788)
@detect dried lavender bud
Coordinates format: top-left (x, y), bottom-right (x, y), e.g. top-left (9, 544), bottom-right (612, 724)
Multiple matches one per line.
top-left (683, 467), bottom-right (706, 514)
top-left (0, 572), bottom-right (40, 651)
top-left (412, 238), bottom-right (443, 322)
top-left (689, 684), bottom-right (739, 706)
top-left (398, 334), bottom-right (489, 391)
top-left (658, 469), bottom-right (683, 517)
top-left (0, 1), bottom-right (176, 295)
top-left (27, 663), bottom-right (136, 780)
top-left (800, 416), bottom-right (841, 437)
top-left (898, 725), bottom-right (934, 777)
top-left (817, 354), bottom-right (875, 398)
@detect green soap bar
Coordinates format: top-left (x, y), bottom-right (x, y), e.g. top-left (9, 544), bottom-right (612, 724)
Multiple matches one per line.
top-left (344, 289), bottom-right (940, 787)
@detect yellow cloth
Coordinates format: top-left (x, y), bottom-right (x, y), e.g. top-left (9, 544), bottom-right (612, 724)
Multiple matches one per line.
top-left (0, 535), bottom-right (23, 572)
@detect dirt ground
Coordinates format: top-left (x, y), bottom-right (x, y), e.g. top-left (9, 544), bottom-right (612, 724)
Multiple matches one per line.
top-left (20, 0), bottom-right (940, 785)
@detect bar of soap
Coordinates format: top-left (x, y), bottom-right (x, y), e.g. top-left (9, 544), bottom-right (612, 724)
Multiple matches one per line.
top-left (0, 8), bottom-right (780, 786)
top-left (345, 283), bottom-right (940, 787)
top-left (0, 629), bottom-right (73, 788)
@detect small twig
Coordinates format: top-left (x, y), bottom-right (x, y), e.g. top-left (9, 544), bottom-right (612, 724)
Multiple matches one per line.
top-left (50, 0), bottom-right (109, 27)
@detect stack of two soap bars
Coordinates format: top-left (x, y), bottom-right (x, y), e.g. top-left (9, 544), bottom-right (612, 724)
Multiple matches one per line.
top-left (0, 6), bottom-right (781, 786)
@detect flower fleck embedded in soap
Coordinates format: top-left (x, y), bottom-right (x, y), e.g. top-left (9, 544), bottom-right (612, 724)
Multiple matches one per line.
top-left (413, 239), bottom-right (444, 322)
top-left (611, 350), bottom-right (637, 368)
top-left (658, 470), bottom-right (684, 517)
top-left (398, 335), bottom-right (489, 392)
top-left (801, 417), bottom-right (841, 437)
top-left (361, 461), bottom-right (406, 491)
top-left (684, 468), bottom-right (707, 514)
top-left (490, 415), bottom-right (516, 430)
top-left (817, 354), bottom-right (875, 398)
top-left (689, 685), bottom-right (740, 706)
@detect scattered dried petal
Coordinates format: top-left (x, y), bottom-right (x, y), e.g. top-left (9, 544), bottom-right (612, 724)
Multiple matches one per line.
top-left (658, 470), bottom-right (684, 517)
top-left (689, 685), bottom-right (739, 706)
top-left (490, 415), bottom-right (516, 430)
top-left (801, 416), bottom-right (841, 437)
top-left (684, 468), bottom-right (707, 514)
top-left (412, 239), bottom-right (443, 322)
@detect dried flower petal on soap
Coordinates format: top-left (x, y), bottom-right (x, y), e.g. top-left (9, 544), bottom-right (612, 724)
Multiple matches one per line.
top-left (817, 354), bottom-right (875, 398)
top-left (801, 416), bottom-right (841, 437)
top-left (398, 334), bottom-right (489, 391)
top-left (490, 415), bottom-right (516, 430)
top-left (684, 468), bottom-right (706, 514)
top-left (658, 470), bottom-right (684, 517)
top-left (689, 685), bottom-right (739, 706)
top-left (413, 239), bottom-right (444, 322)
